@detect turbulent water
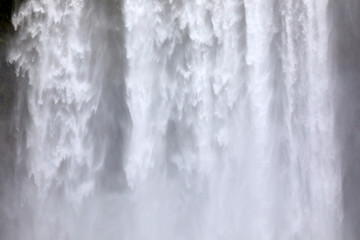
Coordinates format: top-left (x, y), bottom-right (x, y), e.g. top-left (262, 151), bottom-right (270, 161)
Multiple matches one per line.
top-left (2, 0), bottom-right (344, 239)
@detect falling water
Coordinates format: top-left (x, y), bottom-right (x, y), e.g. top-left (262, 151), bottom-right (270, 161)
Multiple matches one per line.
top-left (3, 0), bottom-right (342, 239)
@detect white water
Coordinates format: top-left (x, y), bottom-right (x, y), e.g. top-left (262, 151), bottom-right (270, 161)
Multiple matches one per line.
top-left (6, 0), bottom-right (341, 239)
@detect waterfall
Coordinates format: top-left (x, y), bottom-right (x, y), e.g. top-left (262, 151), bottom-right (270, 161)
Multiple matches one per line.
top-left (4, 0), bottom-right (342, 239)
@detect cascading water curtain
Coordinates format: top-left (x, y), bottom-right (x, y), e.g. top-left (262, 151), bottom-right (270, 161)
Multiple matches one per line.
top-left (5, 0), bottom-right (342, 239)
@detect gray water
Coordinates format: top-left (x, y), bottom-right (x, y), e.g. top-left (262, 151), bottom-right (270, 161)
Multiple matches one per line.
top-left (2, 0), bottom-right (359, 239)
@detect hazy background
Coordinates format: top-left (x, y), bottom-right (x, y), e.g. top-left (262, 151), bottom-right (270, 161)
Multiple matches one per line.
top-left (330, 0), bottom-right (360, 239)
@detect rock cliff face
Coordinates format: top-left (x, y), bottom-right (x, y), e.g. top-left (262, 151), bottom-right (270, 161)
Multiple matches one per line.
top-left (0, 0), bottom-right (15, 119)
top-left (0, 2), bottom-right (17, 239)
